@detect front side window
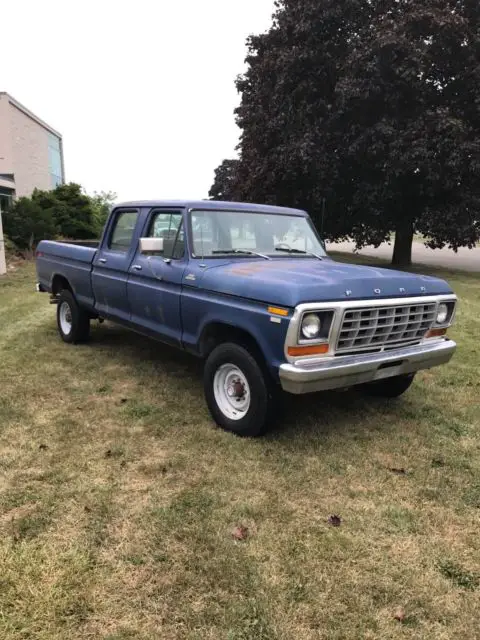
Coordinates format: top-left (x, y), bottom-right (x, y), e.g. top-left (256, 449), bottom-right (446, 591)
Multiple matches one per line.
top-left (148, 211), bottom-right (184, 259)
top-left (109, 210), bottom-right (139, 251)
top-left (190, 210), bottom-right (326, 258)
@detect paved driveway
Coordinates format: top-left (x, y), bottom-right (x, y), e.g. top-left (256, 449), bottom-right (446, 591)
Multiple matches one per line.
top-left (328, 241), bottom-right (480, 273)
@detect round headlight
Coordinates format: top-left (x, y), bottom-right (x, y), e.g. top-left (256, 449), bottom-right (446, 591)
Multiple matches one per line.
top-left (301, 313), bottom-right (322, 339)
top-left (436, 303), bottom-right (449, 325)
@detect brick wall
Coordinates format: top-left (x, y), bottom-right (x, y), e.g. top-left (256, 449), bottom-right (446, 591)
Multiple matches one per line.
top-left (0, 95), bottom-right (13, 175)
top-left (10, 102), bottom-right (52, 197)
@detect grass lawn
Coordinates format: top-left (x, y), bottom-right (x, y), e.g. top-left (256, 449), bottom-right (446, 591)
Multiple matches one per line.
top-left (1, 260), bottom-right (479, 639)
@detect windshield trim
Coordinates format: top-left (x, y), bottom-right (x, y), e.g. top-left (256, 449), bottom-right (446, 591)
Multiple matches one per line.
top-left (188, 208), bottom-right (326, 260)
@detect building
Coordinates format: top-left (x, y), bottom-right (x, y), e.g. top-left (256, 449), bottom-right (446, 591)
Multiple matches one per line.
top-left (0, 92), bottom-right (65, 209)
top-left (0, 92), bottom-right (65, 274)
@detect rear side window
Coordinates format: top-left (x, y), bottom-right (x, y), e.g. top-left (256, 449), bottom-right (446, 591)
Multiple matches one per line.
top-left (109, 211), bottom-right (139, 251)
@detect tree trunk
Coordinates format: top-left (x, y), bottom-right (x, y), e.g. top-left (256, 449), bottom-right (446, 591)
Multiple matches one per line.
top-left (392, 223), bottom-right (414, 266)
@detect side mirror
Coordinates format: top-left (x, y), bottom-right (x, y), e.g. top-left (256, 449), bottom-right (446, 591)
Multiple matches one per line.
top-left (139, 237), bottom-right (164, 254)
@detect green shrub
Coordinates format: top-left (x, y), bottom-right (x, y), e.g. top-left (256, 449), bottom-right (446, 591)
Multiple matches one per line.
top-left (2, 184), bottom-right (116, 250)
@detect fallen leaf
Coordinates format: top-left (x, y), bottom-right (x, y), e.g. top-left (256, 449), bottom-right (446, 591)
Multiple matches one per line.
top-left (328, 515), bottom-right (342, 527)
top-left (394, 607), bottom-right (405, 622)
top-left (232, 525), bottom-right (249, 541)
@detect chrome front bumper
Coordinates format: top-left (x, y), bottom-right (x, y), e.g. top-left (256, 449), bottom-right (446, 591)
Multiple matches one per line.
top-left (279, 339), bottom-right (456, 394)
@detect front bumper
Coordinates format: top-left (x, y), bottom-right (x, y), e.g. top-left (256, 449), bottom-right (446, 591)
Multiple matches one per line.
top-left (279, 339), bottom-right (456, 394)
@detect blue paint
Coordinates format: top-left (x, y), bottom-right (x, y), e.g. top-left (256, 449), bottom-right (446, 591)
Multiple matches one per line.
top-left (36, 200), bottom-right (454, 375)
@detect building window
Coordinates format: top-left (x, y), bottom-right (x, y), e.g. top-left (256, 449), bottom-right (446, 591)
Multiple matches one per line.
top-left (0, 190), bottom-right (14, 213)
top-left (48, 133), bottom-right (63, 188)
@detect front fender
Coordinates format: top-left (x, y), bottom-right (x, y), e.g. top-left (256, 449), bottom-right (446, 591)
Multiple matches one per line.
top-left (181, 287), bottom-right (291, 376)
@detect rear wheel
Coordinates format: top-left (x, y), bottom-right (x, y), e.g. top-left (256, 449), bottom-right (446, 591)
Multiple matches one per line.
top-left (359, 373), bottom-right (415, 398)
top-left (57, 290), bottom-right (90, 344)
top-left (204, 342), bottom-right (277, 437)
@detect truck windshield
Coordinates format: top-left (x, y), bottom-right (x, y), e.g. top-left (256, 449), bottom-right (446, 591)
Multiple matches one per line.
top-left (190, 210), bottom-right (326, 259)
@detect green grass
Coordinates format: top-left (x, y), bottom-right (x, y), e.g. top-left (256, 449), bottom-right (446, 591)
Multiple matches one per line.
top-left (0, 261), bottom-right (479, 639)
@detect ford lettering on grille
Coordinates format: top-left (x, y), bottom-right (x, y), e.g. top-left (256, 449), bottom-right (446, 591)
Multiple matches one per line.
top-left (336, 303), bottom-right (437, 354)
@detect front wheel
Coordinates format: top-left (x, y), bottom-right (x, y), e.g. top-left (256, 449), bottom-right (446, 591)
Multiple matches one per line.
top-left (204, 343), bottom-right (276, 437)
top-left (57, 289), bottom-right (90, 344)
top-left (359, 373), bottom-right (415, 398)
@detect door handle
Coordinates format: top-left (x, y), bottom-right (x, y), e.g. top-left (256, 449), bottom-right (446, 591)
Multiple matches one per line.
top-left (132, 265), bottom-right (142, 271)
top-left (99, 258), bottom-right (107, 264)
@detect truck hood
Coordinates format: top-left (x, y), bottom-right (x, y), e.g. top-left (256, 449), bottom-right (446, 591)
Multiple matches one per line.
top-left (195, 258), bottom-right (453, 307)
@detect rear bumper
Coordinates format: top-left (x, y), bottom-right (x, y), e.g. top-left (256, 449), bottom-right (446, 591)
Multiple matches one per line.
top-left (279, 339), bottom-right (456, 394)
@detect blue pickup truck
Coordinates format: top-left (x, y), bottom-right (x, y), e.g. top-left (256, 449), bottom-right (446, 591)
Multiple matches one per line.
top-left (36, 200), bottom-right (457, 436)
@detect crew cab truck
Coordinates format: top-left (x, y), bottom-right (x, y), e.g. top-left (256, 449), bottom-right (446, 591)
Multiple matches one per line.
top-left (36, 200), bottom-right (457, 437)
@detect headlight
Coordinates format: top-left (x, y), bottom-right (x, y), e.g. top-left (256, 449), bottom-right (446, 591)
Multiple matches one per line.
top-left (301, 313), bottom-right (321, 339)
top-left (436, 303), bottom-right (449, 325)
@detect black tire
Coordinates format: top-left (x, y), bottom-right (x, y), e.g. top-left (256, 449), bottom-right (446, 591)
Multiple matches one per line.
top-left (359, 373), bottom-right (416, 398)
top-left (56, 289), bottom-right (90, 344)
top-left (204, 342), bottom-right (277, 437)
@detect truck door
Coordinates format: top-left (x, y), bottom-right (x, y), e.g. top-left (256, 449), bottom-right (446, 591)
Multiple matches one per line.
top-left (126, 209), bottom-right (186, 346)
top-left (92, 208), bottom-right (141, 322)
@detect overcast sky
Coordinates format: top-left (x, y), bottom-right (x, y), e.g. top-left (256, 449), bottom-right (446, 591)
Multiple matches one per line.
top-left (3, 0), bottom-right (275, 202)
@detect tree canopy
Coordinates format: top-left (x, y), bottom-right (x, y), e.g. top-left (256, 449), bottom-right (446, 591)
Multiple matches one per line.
top-left (210, 0), bottom-right (480, 265)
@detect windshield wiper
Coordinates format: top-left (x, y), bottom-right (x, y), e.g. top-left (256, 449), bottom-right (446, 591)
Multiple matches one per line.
top-left (212, 249), bottom-right (271, 260)
top-left (274, 247), bottom-right (323, 260)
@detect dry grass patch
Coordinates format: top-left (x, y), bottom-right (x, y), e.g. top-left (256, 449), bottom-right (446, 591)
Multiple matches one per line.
top-left (0, 261), bottom-right (479, 639)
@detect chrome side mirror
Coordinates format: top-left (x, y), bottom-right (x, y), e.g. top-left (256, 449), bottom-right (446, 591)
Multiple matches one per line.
top-left (139, 237), bottom-right (164, 254)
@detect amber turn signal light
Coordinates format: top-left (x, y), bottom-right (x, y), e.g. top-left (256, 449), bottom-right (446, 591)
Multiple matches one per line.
top-left (288, 344), bottom-right (329, 357)
top-left (426, 328), bottom-right (447, 338)
top-left (268, 306), bottom-right (289, 317)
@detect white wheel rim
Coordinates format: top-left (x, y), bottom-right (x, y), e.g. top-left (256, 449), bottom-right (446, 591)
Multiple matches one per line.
top-left (213, 363), bottom-right (251, 421)
top-left (59, 301), bottom-right (73, 335)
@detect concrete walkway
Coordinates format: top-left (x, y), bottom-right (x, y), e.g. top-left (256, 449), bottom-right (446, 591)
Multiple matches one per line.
top-left (328, 241), bottom-right (480, 273)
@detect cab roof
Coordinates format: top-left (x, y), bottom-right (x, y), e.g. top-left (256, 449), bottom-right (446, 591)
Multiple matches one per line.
top-left (115, 200), bottom-right (308, 217)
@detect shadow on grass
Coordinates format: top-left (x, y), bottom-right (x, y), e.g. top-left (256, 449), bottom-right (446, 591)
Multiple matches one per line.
top-left (85, 322), bottom-right (411, 443)
top-left (88, 322), bottom-right (203, 380)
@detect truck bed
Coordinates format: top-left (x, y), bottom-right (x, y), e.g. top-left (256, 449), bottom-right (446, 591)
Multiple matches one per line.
top-left (57, 239), bottom-right (100, 249)
top-left (36, 240), bottom-right (98, 309)
top-left (37, 240), bottom-right (98, 263)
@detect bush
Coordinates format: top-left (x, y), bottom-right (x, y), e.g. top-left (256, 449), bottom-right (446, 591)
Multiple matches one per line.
top-left (3, 197), bottom-right (56, 250)
top-left (3, 234), bottom-right (19, 255)
top-left (2, 184), bottom-right (116, 250)
top-left (32, 183), bottom-right (97, 240)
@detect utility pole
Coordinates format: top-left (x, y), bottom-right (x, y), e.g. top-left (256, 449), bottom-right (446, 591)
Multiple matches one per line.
top-left (0, 201), bottom-right (7, 275)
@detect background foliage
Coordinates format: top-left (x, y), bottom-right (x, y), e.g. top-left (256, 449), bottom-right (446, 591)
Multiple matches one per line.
top-left (3, 184), bottom-right (116, 251)
top-left (210, 0), bottom-right (480, 264)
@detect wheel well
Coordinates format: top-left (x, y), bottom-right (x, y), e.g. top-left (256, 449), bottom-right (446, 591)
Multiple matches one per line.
top-left (51, 275), bottom-right (72, 295)
top-left (199, 323), bottom-right (265, 362)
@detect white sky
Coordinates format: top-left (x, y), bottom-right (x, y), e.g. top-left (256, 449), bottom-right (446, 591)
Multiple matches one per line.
top-left (2, 0), bottom-right (275, 202)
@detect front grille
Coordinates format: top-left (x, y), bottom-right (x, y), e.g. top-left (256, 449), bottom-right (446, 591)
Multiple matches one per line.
top-left (336, 302), bottom-right (437, 354)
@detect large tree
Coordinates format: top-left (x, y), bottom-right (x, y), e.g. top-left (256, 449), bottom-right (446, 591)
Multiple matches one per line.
top-left (212, 0), bottom-right (480, 265)
top-left (208, 159), bottom-right (240, 201)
